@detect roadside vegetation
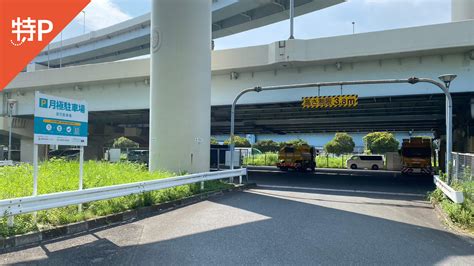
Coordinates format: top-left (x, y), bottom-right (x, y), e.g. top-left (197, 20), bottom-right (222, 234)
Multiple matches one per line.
top-left (243, 152), bottom-right (351, 168)
top-left (429, 173), bottom-right (474, 232)
top-left (0, 159), bottom-right (232, 237)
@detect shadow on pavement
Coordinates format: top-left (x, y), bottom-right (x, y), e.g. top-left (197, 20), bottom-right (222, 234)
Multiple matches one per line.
top-left (2, 190), bottom-right (472, 265)
top-left (248, 167), bottom-right (436, 195)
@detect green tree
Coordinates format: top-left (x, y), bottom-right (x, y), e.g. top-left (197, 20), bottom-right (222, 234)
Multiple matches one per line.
top-left (363, 132), bottom-right (399, 154)
top-left (324, 133), bottom-right (355, 155)
top-left (253, 140), bottom-right (280, 153)
top-left (280, 138), bottom-right (308, 148)
top-left (210, 137), bottom-right (219, 145)
top-left (112, 137), bottom-right (139, 149)
top-left (224, 136), bottom-right (251, 147)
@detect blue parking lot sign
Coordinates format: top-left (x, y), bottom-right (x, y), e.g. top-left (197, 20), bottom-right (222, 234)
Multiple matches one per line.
top-left (34, 92), bottom-right (88, 146)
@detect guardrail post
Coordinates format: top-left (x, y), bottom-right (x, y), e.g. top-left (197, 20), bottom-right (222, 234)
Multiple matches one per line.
top-left (7, 215), bottom-right (14, 227)
top-left (217, 149), bottom-right (220, 170)
top-left (200, 181), bottom-right (204, 190)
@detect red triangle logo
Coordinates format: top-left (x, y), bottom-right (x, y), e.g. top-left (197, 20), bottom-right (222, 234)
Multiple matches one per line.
top-left (0, 0), bottom-right (91, 91)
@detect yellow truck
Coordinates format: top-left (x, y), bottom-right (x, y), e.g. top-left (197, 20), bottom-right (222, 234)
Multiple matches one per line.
top-left (276, 144), bottom-right (316, 171)
top-left (401, 137), bottom-right (433, 175)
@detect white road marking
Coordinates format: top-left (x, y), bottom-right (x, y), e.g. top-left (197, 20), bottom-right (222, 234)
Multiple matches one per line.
top-left (256, 184), bottom-right (426, 197)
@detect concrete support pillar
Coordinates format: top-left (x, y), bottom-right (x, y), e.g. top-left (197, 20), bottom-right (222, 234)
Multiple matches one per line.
top-left (20, 137), bottom-right (45, 163)
top-left (452, 0), bottom-right (474, 21)
top-left (149, 0), bottom-right (211, 173)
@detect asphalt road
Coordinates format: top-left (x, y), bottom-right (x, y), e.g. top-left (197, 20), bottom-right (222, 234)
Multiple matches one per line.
top-left (1, 169), bottom-right (473, 265)
top-left (246, 166), bottom-right (436, 195)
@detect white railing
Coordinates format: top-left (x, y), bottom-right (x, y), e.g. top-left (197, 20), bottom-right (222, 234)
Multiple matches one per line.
top-left (0, 168), bottom-right (247, 217)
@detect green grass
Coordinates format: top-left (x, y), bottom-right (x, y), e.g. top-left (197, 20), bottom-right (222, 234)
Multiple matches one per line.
top-left (243, 153), bottom-right (351, 169)
top-left (243, 153), bottom-right (278, 166)
top-left (0, 159), bottom-right (232, 237)
top-left (316, 155), bottom-right (351, 169)
top-left (429, 181), bottom-right (474, 232)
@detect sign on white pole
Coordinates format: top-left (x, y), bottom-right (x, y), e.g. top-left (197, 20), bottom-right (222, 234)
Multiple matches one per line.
top-left (33, 92), bottom-right (88, 202)
top-left (34, 92), bottom-right (88, 146)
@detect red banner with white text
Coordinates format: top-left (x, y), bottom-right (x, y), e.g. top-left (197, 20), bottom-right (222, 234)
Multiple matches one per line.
top-left (0, 0), bottom-right (90, 91)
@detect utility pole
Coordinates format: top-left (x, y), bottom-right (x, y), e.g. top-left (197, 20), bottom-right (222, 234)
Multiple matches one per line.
top-left (82, 11), bottom-right (86, 34)
top-left (289, 0), bottom-right (295, 39)
top-left (7, 99), bottom-right (18, 161)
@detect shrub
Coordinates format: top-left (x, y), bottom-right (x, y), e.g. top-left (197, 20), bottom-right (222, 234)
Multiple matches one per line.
top-left (224, 136), bottom-right (251, 147)
top-left (244, 153), bottom-right (279, 166)
top-left (363, 132), bottom-right (399, 154)
top-left (324, 133), bottom-right (355, 156)
top-left (253, 140), bottom-right (280, 153)
top-left (280, 139), bottom-right (308, 148)
top-left (112, 137), bottom-right (139, 149)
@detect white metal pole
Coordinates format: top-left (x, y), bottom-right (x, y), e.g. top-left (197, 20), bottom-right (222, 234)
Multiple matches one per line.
top-left (79, 146), bottom-right (84, 190)
top-left (59, 32), bottom-right (63, 68)
top-left (79, 146), bottom-right (84, 211)
top-left (229, 77), bottom-right (453, 178)
top-left (82, 11), bottom-right (86, 34)
top-left (446, 95), bottom-right (453, 178)
top-left (8, 105), bottom-right (12, 160)
top-left (289, 0), bottom-right (295, 39)
top-left (47, 44), bottom-right (50, 69)
top-left (33, 144), bottom-right (39, 196)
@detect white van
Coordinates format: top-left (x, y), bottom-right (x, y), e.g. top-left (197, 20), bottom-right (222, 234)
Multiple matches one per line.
top-left (346, 154), bottom-right (384, 170)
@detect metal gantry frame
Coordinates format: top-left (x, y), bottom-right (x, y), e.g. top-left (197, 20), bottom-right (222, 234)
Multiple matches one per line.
top-left (229, 77), bottom-right (453, 174)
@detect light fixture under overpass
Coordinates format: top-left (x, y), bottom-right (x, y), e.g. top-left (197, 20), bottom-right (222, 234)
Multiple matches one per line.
top-left (229, 76), bottom-right (455, 181)
top-left (438, 74), bottom-right (457, 89)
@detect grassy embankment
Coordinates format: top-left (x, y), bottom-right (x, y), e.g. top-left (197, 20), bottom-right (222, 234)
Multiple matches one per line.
top-left (429, 175), bottom-right (474, 232)
top-left (0, 160), bottom-right (231, 237)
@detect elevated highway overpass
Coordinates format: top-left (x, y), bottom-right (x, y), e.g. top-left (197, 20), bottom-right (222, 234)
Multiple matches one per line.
top-left (29, 0), bottom-right (344, 69)
top-left (2, 8), bottom-right (474, 162)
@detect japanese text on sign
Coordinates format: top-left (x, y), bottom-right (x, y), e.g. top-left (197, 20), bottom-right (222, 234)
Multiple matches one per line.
top-left (301, 95), bottom-right (358, 109)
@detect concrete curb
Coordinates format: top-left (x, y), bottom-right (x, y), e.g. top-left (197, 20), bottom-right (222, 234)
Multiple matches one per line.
top-left (432, 202), bottom-right (474, 244)
top-left (0, 183), bottom-right (257, 251)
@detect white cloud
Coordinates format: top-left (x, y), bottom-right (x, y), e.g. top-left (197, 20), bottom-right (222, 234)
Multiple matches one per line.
top-left (75, 0), bottom-right (132, 31)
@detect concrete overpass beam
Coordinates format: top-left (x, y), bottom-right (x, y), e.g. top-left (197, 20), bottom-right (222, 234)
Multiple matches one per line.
top-left (150, 0), bottom-right (211, 173)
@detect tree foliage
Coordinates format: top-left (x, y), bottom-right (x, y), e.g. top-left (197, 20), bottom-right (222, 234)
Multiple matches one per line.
top-left (224, 136), bottom-right (251, 147)
top-left (280, 139), bottom-right (308, 148)
top-left (253, 140), bottom-right (280, 153)
top-left (363, 132), bottom-right (399, 154)
top-left (112, 137), bottom-right (139, 149)
top-left (210, 137), bottom-right (219, 145)
top-left (324, 133), bottom-right (355, 155)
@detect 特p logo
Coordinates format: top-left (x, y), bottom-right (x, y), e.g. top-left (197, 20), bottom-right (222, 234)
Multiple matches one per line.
top-left (11, 17), bottom-right (54, 46)
top-left (0, 0), bottom-right (91, 91)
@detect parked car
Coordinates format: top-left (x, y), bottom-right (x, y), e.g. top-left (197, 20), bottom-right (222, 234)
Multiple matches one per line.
top-left (346, 154), bottom-right (384, 170)
top-left (127, 150), bottom-right (149, 164)
top-left (48, 149), bottom-right (80, 160)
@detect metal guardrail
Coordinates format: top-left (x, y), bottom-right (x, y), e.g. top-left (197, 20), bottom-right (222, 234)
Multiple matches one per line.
top-left (0, 168), bottom-right (247, 217)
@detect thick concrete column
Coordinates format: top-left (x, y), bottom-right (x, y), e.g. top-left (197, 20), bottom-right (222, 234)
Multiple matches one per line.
top-left (149, 0), bottom-right (211, 173)
top-left (452, 0), bottom-right (474, 21)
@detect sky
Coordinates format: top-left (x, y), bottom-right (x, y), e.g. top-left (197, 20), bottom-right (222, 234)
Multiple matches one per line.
top-left (58, 0), bottom-right (451, 50)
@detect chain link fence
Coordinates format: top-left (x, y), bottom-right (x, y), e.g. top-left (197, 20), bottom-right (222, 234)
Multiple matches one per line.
top-left (451, 152), bottom-right (474, 184)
